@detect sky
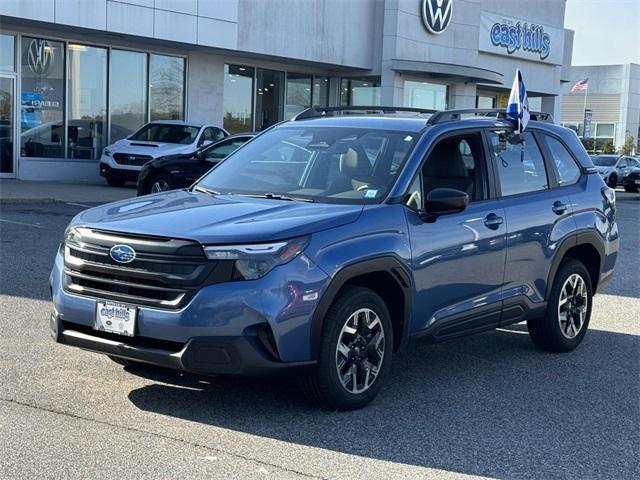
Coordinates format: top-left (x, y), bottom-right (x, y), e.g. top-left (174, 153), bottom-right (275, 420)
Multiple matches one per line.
top-left (565, 0), bottom-right (640, 66)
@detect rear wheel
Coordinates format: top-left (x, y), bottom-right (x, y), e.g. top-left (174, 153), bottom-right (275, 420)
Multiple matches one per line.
top-left (527, 259), bottom-right (593, 352)
top-left (300, 286), bottom-right (393, 410)
top-left (105, 172), bottom-right (125, 187)
top-left (148, 172), bottom-right (174, 194)
top-left (607, 174), bottom-right (617, 189)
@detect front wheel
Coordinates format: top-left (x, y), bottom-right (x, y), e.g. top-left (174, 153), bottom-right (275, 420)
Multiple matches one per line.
top-left (105, 172), bottom-right (125, 187)
top-left (527, 259), bottom-right (593, 352)
top-left (607, 174), bottom-right (617, 189)
top-left (300, 286), bottom-right (393, 410)
top-left (147, 172), bottom-right (175, 195)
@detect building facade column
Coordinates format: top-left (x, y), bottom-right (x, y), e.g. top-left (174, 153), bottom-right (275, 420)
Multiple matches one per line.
top-left (448, 82), bottom-right (477, 109)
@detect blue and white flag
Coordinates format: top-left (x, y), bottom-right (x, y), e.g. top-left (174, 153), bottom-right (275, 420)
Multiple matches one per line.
top-left (506, 69), bottom-right (530, 134)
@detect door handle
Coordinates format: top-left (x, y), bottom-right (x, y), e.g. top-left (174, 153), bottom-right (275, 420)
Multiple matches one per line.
top-left (552, 201), bottom-right (568, 215)
top-left (483, 213), bottom-right (504, 230)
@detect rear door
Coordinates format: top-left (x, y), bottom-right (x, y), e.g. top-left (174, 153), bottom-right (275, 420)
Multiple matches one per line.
top-left (406, 130), bottom-right (507, 339)
top-left (486, 129), bottom-right (575, 323)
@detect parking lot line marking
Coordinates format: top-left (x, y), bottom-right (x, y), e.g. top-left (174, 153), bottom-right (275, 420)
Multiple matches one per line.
top-left (66, 202), bottom-right (92, 208)
top-left (0, 218), bottom-right (48, 229)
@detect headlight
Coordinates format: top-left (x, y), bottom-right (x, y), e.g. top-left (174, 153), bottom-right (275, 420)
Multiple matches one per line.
top-left (64, 226), bottom-right (81, 242)
top-left (204, 237), bottom-right (309, 280)
top-left (103, 148), bottom-right (111, 157)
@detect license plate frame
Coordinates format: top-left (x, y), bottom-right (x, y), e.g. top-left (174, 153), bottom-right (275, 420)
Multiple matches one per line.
top-left (95, 301), bottom-right (137, 337)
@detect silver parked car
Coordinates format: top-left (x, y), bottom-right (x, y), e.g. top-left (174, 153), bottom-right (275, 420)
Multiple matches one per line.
top-left (99, 121), bottom-right (228, 186)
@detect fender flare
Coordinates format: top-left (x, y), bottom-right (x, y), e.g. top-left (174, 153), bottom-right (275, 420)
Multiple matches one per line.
top-left (309, 255), bottom-right (413, 359)
top-left (545, 231), bottom-right (606, 299)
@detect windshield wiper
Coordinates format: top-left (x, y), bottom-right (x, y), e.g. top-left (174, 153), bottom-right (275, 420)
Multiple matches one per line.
top-left (192, 185), bottom-right (221, 195)
top-left (230, 192), bottom-right (314, 202)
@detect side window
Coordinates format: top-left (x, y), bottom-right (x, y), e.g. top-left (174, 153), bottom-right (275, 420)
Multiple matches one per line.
top-left (488, 131), bottom-right (548, 196)
top-left (420, 132), bottom-right (487, 203)
top-left (213, 128), bottom-right (226, 141)
top-left (204, 139), bottom-right (246, 160)
top-left (542, 135), bottom-right (581, 185)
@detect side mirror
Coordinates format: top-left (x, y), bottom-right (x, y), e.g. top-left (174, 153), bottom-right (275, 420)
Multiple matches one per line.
top-left (420, 188), bottom-right (469, 220)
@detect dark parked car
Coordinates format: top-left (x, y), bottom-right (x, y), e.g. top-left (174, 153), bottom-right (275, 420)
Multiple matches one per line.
top-left (137, 133), bottom-right (255, 195)
top-left (51, 106), bottom-right (618, 410)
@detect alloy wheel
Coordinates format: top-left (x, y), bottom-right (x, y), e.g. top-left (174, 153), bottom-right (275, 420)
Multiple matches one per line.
top-left (151, 179), bottom-right (170, 193)
top-left (335, 308), bottom-right (385, 394)
top-left (557, 273), bottom-right (588, 339)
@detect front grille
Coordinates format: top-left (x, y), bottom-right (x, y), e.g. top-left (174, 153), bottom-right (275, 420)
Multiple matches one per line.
top-left (63, 228), bottom-right (234, 309)
top-left (113, 153), bottom-right (153, 166)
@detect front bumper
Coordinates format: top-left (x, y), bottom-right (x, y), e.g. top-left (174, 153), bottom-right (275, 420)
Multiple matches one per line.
top-left (99, 162), bottom-right (140, 182)
top-left (50, 246), bottom-right (330, 373)
top-left (50, 311), bottom-right (315, 376)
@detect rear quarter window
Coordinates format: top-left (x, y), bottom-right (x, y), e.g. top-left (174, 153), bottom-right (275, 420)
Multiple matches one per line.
top-left (542, 135), bottom-right (581, 186)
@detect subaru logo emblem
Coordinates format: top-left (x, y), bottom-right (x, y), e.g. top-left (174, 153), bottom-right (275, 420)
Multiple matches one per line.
top-left (110, 244), bottom-right (136, 264)
top-left (421, 0), bottom-right (453, 35)
top-left (128, 155), bottom-right (136, 161)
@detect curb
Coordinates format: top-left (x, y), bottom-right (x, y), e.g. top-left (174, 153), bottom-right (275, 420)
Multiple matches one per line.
top-left (0, 197), bottom-right (59, 205)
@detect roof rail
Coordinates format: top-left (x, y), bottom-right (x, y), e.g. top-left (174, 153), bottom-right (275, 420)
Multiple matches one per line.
top-left (426, 108), bottom-right (554, 125)
top-left (293, 105), bottom-right (438, 121)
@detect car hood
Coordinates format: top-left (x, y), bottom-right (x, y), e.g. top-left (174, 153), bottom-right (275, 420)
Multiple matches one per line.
top-left (71, 189), bottom-right (364, 244)
top-left (593, 166), bottom-right (613, 174)
top-left (109, 139), bottom-right (194, 158)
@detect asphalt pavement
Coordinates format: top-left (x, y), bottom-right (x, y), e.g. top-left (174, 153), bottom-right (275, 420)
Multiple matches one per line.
top-left (0, 192), bottom-right (638, 479)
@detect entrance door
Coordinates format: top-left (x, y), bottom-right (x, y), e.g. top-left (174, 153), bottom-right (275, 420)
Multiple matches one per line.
top-left (255, 69), bottom-right (284, 131)
top-left (0, 75), bottom-right (16, 176)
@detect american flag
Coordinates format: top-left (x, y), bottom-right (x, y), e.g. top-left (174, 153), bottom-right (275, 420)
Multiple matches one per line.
top-left (571, 78), bottom-right (589, 92)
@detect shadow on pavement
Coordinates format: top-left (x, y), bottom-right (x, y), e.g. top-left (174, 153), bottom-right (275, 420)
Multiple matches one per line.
top-left (127, 325), bottom-right (639, 480)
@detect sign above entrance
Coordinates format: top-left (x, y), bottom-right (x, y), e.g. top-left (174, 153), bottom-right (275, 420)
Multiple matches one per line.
top-left (421, 0), bottom-right (453, 35)
top-left (479, 12), bottom-right (564, 65)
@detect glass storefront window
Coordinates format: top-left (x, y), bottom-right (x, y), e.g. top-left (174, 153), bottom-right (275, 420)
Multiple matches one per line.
top-left (285, 73), bottom-right (312, 120)
top-left (0, 35), bottom-right (15, 72)
top-left (255, 68), bottom-right (284, 131)
top-left (20, 37), bottom-right (65, 158)
top-left (341, 77), bottom-right (380, 106)
top-left (67, 44), bottom-right (107, 160)
top-left (313, 76), bottom-right (329, 107)
top-left (223, 64), bottom-right (254, 134)
top-left (476, 95), bottom-right (495, 109)
top-left (110, 50), bottom-right (147, 143)
top-left (149, 54), bottom-right (185, 120)
top-left (596, 123), bottom-right (615, 138)
top-left (403, 81), bottom-right (447, 110)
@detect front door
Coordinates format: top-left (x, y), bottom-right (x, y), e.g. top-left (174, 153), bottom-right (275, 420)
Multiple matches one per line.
top-left (406, 131), bottom-right (507, 339)
top-left (0, 75), bottom-right (16, 177)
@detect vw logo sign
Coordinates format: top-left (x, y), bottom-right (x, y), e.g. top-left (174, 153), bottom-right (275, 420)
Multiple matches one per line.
top-left (27, 39), bottom-right (53, 76)
top-left (109, 244), bottom-right (136, 264)
top-left (421, 0), bottom-right (453, 35)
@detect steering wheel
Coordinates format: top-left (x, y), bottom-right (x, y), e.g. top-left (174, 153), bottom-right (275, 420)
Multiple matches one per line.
top-left (357, 184), bottom-right (371, 191)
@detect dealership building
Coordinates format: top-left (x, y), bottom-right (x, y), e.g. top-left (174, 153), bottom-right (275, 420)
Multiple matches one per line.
top-left (0, 0), bottom-right (574, 182)
top-left (561, 63), bottom-right (640, 152)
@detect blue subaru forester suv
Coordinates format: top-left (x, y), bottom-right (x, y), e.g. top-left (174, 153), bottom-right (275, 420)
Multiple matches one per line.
top-left (51, 107), bottom-right (618, 410)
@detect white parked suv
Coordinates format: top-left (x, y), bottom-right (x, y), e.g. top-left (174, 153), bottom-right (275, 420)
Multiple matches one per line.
top-left (99, 121), bottom-right (228, 186)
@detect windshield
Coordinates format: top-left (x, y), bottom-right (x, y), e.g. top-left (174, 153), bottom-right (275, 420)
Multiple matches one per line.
top-left (130, 124), bottom-right (200, 144)
top-left (196, 126), bottom-right (419, 204)
top-left (591, 155), bottom-right (617, 167)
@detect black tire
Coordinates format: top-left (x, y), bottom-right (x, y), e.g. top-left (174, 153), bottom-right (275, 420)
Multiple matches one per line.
top-left (146, 172), bottom-right (175, 195)
top-left (300, 286), bottom-right (393, 410)
top-left (105, 172), bottom-right (125, 187)
top-left (527, 259), bottom-right (593, 352)
top-left (607, 174), bottom-right (617, 189)
top-left (624, 184), bottom-right (639, 193)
